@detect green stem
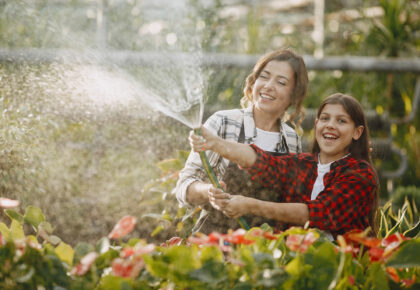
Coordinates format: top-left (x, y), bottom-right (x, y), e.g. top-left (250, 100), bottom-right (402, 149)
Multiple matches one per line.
top-left (194, 128), bottom-right (250, 230)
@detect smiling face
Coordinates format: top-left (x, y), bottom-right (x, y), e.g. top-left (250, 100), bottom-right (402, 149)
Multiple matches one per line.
top-left (315, 104), bottom-right (364, 164)
top-left (252, 60), bottom-right (295, 119)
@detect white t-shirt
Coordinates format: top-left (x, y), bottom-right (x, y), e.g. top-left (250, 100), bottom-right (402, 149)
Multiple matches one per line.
top-left (311, 154), bottom-right (350, 241)
top-left (311, 161), bottom-right (333, 200)
top-left (254, 128), bottom-right (281, 152)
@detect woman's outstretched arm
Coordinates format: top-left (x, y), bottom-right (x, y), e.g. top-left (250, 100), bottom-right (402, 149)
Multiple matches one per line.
top-left (208, 186), bottom-right (309, 225)
top-left (190, 125), bottom-right (257, 168)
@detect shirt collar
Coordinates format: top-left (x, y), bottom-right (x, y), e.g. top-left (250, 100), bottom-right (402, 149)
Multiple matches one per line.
top-left (243, 105), bottom-right (284, 142)
top-left (315, 153), bottom-right (352, 168)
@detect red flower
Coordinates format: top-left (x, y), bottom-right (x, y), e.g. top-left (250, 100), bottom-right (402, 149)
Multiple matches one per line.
top-left (187, 232), bottom-right (232, 252)
top-left (368, 247), bottom-right (385, 262)
top-left (225, 229), bottom-right (255, 245)
top-left (343, 229), bottom-right (381, 248)
top-left (108, 216), bottom-right (137, 239)
top-left (386, 267), bottom-right (400, 283)
top-left (70, 252), bottom-right (98, 276)
top-left (348, 275), bottom-right (355, 285)
top-left (249, 228), bottom-right (278, 240)
top-left (0, 197), bottom-right (19, 208)
top-left (263, 232), bottom-right (278, 240)
top-left (382, 233), bottom-right (406, 247)
top-left (111, 258), bottom-right (134, 278)
top-left (382, 233), bottom-right (407, 258)
top-left (121, 247), bottom-right (135, 258)
top-left (401, 276), bottom-right (416, 287)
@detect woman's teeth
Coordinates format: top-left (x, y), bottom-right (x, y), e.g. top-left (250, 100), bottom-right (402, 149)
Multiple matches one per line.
top-left (323, 134), bottom-right (337, 140)
top-left (260, 94), bottom-right (274, 100)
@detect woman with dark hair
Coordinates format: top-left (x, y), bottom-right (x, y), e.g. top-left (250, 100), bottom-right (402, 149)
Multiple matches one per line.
top-left (175, 49), bottom-right (309, 234)
top-left (189, 93), bottom-right (379, 237)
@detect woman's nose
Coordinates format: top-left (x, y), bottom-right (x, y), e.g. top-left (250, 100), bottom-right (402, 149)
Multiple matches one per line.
top-left (263, 78), bottom-right (275, 89)
top-left (326, 119), bottom-right (335, 128)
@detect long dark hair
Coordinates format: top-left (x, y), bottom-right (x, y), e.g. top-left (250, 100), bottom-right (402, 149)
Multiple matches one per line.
top-left (241, 48), bottom-right (308, 131)
top-left (312, 93), bottom-right (379, 235)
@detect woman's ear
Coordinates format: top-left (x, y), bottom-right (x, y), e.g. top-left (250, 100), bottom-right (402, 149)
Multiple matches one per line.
top-left (352, 125), bottom-right (364, 141)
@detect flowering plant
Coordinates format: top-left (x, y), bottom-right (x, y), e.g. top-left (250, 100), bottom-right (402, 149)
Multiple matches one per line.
top-left (0, 200), bottom-right (419, 289)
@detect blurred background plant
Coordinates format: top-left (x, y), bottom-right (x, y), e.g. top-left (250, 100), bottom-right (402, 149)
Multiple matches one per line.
top-left (0, 0), bottom-right (419, 244)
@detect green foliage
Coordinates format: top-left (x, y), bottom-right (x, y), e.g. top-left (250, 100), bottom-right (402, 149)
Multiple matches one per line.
top-left (378, 197), bottom-right (420, 239)
top-left (393, 186), bottom-right (420, 211)
top-left (1, 204), bottom-right (419, 289)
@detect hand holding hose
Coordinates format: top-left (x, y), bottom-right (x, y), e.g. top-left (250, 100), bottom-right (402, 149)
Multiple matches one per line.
top-left (191, 126), bottom-right (250, 230)
top-left (189, 126), bottom-right (218, 153)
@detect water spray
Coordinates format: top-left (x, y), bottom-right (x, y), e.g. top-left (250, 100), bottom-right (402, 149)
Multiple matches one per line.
top-left (193, 128), bottom-right (250, 230)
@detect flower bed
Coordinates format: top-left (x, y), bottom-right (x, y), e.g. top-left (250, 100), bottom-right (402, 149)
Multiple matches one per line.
top-left (0, 201), bottom-right (419, 289)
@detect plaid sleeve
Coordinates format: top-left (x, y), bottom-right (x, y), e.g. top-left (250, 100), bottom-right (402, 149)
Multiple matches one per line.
top-left (307, 163), bottom-right (377, 233)
top-left (175, 113), bottom-right (226, 207)
top-left (245, 144), bottom-right (297, 192)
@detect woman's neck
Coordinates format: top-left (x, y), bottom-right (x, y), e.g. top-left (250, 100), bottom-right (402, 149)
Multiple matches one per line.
top-left (253, 107), bottom-right (281, 132)
top-left (318, 152), bottom-right (351, 165)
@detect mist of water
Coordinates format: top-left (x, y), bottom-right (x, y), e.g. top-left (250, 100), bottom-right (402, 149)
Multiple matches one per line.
top-left (1, 0), bottom-right (211, 243)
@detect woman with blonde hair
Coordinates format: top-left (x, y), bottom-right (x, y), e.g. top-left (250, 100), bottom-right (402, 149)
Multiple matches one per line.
top-left (176, 49), bottom-right (308, 234)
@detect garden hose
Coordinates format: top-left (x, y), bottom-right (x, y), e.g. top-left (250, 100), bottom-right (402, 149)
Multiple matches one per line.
top-left (194, 128), bottom-right (250, 230)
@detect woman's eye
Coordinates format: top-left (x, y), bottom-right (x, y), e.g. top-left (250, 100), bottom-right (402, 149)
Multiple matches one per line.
top-left (320, 116), bottom-right (328, 121)
top-left (259, 74), bottom-right (268, 79)
top-left (338, 119), bottom-right (347, 123)
top-left (277, 80), bottom-right (286, 85)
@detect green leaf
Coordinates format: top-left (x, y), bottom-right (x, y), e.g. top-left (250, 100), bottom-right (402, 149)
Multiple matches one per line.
top-left (364, 262), bottom-right (389, 290)
top-left (143, 254), bottom-right (169, 278)
top-left (386, 239), bottom-right (420, 268)
top-left (55, 242), bottom-right (74, 266)
top-left (0, 222), bottom-right (11, 241)
top-left (151, 225), bottom-right (164, 237)
top-left (48, 235), bottom-right (62, 246)
top-left (200, 245), bottom-right (223, 263)
top-left (96, 236), bottom-right (111, 254)
top-left (38, 221), bottom-right (54, 234)
top-left (10, 219), bottom-right (25, 240)
top-left (15, 265), bottom-right (35, 283)
top-left (98, 275), bottom-right (133, 290)
top-left (4, 209), bottom-right (24, 223)
top-left (403, 219), bottom-right (420, 238)
top-left (286, 257), bottom-right (303, 276)
top-left (24, 205), bottom-right (45, 228)
top-left (189, 260), bottom-right (227, 284)
top-left (156, 158), bottom-right (182, 173)
top-left (73, 242), bottom-right (95, 264)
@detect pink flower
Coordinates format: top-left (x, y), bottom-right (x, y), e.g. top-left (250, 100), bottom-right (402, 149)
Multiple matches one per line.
top-left (286, 232), bottom-right (317, 253)
top-left (0, 197), bottom-right (19, 208)
top-left (161, 237), bottom-right (183, 247)
top-left (132, 243), bottom-right (155, 255)
top-left (108, 216), bottom-right (137, 239)
top-left (70, 252), bottom-right (98, 276)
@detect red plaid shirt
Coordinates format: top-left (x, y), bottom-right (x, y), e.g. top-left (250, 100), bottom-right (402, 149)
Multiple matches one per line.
top-left (246, 144), bottom-right (377, 236)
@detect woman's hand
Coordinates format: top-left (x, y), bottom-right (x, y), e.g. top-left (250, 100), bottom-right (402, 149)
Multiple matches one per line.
top-left (208, 186), bottom-right (250, 219)
top-left (189, 125), bottom-right (219, 152)
top-left (207, 185), bottom-right (230, 211)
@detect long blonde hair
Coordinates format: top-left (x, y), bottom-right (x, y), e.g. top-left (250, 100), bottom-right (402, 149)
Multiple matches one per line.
top-left (241, 48), bottom-right (308, 131)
